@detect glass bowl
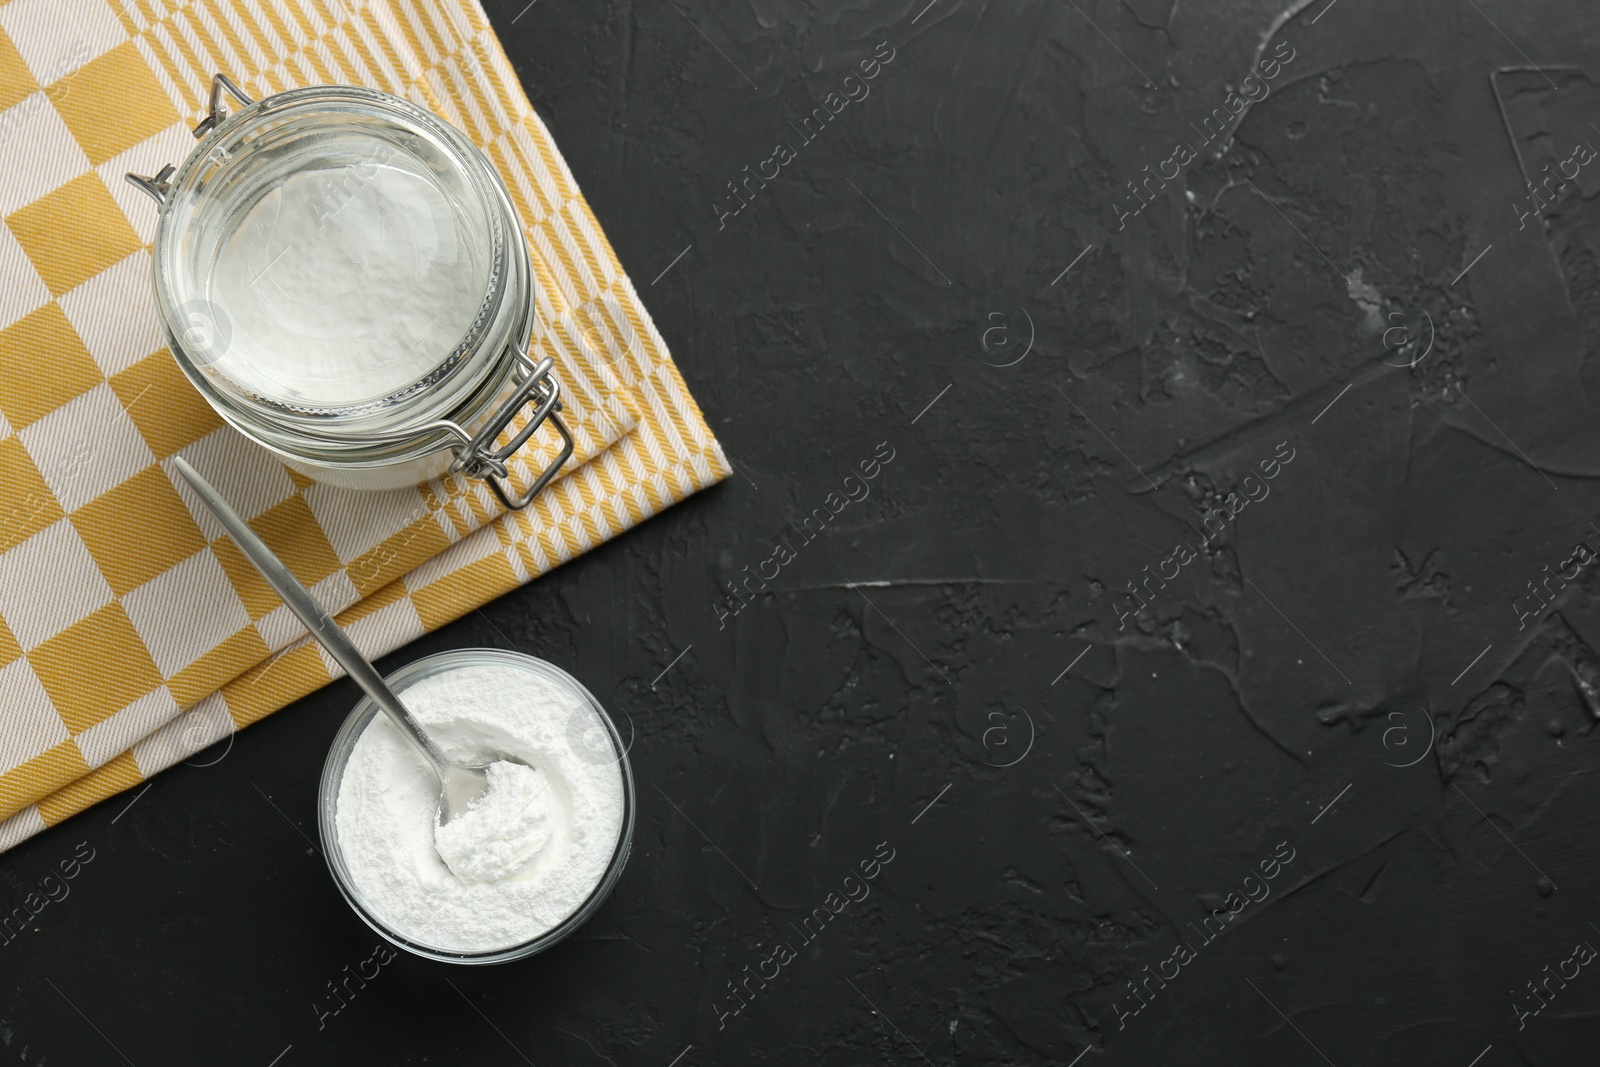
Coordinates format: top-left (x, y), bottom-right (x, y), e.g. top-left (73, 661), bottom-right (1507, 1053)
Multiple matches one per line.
top-left (317, 648), bottom-right (634, 964)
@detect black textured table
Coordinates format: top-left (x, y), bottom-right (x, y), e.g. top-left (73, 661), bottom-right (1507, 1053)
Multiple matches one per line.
top-left (7, 1), bottom-right (1600, 1063)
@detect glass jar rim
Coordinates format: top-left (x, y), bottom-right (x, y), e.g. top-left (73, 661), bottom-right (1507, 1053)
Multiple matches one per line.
top-left (151, 83), bottom-right (518, 434)
top-left (316, 647), bottom-right (636, 965)
top-left (129, 75), bottom-right (575, 511)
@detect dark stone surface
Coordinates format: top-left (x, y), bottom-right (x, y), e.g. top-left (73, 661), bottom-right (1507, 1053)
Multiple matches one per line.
top-left (6, 0), bottom-right (1600, 1062)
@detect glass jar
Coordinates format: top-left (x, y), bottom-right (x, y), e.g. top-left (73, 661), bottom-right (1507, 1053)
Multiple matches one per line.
top-left (318, 648), bottom-right (636, 964)
top-left (129, 75), bottom-right (571, 507)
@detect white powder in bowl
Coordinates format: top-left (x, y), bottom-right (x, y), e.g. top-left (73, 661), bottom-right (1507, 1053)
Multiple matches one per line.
top-left (433, 760), bottom-right (553, 883)
top-left (333, 659), bottom-right (625, 953)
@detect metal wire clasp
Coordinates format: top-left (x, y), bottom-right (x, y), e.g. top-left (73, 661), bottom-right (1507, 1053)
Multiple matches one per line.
top-left (449, 350), bottom-right (575, 510)
top-left (127, 73), bottom-right (256, 206)
top-left (191, 73), bottom-right (254, 138)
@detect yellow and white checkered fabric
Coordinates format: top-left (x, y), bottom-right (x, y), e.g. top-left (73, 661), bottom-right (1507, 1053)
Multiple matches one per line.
top-left (0, 0), bottom-right (727, 850)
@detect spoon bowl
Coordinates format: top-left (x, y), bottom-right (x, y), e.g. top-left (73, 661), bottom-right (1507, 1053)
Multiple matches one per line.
top-left (438, 762), bottom-right (492, 824)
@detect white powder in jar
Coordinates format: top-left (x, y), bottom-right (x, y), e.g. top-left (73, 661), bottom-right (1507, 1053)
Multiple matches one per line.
top-left (208, 159), bottom-right (486, 407)
top-left (334, 659), bottom-right (626, 953)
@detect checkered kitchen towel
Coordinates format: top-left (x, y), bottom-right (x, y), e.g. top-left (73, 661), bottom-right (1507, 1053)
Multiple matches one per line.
top-left (0, 0), bottom-right (727, 850)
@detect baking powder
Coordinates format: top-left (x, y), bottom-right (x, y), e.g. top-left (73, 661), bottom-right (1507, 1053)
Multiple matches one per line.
top-left (209, 160), bottom-right (485, 407)
top-left (334, 660), bottom-right (624, 953)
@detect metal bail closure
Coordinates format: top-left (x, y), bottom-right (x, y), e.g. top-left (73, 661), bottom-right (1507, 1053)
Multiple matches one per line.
top-left (125, 163), bottom-right (175, 206)
top-left (126, 73), bottom-right (256, 207)
top-left (191, 73), bottom-right (255, 138)
top-left (450, 352), bottom-right (575, 511)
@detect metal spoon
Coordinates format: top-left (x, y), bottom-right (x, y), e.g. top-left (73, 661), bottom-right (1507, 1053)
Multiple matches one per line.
top-left (171, 457), bottom-right (490, 823)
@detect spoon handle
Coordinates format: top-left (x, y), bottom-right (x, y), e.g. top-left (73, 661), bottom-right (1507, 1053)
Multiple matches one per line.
top-left (171, 457), bottom-right (453, 778)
